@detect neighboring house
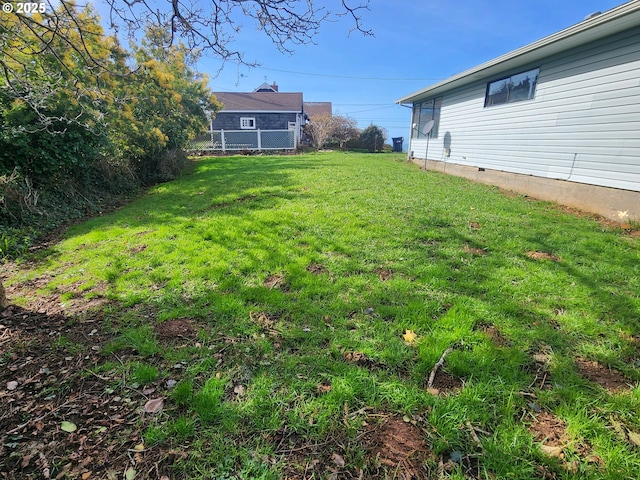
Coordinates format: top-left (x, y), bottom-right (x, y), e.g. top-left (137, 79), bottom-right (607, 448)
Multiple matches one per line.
top-left (208, 82), bottom-right (305, 151)
top-left (396, 1), bottom-right (640, 222)
top-left (303, 102), bottom-right (333, 118)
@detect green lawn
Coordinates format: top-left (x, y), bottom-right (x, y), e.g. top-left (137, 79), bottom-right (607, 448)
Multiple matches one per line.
top-left (4, 152), bottom-right (640, 479)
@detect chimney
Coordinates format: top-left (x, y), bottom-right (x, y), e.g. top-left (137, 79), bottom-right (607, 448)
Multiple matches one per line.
top-left (271, 82), bottom-right (279, 92)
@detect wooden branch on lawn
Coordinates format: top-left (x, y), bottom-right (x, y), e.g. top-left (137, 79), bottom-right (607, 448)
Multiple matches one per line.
top-left (427, 347), bottom-right (453, 389)
top-left (0, 280), bottom-right (7, 309)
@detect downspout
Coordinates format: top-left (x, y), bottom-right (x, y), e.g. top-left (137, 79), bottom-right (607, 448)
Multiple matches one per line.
top-left (398, 103), bottom-right (413, 159)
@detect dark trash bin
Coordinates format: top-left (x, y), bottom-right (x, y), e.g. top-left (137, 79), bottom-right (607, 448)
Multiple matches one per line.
top-left (392, 137), bottom-right (404, 152)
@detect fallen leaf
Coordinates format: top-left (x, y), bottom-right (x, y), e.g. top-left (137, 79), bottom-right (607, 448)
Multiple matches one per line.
top-left (134, 442), bottom-right (145, 451)
top-left (610, 415), bottom-right (627, 439)
top-left (540, 444), bottom-right (564, 458)
top-left (82, 472), bottom-right (92, 480)
top-left (426, 387), bottom-right (440, 395)
top-left (7, 380), bottom-right (18, 390)
top-left (144, 397), bottom-right (164, 414)
top-left (403, 329), bottom-right (417, 344)
top-left (317, 384), bottom-right (332, 394)
top-left (21, 453), bottom-right (34, 468)
top-left (125, 467), bottom-right (136, 480)
top-left (233, 385), bottom-right (245, 396)
top-left (332, 453), bottom-right (345, 468)
top-left (627, 431), bottom-right (640, 448)
top-left (61, 421), bottom-right (77, 433)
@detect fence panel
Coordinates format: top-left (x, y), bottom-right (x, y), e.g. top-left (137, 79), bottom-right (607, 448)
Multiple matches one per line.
top-left (261, 130), bottom-right (295, 149)
top-left (188, 129), bottom-right (296, 152)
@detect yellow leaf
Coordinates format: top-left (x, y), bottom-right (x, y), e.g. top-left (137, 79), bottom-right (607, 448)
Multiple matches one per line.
top-left (403, 329), bottom-right (417, 344)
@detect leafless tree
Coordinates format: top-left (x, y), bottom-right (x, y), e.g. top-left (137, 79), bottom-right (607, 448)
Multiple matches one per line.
top-left (105, 0), bottom-right (372, 62)
top-left (304, 114), bottom-right (335, 149)
top-left (331, 115), bottom-right (360, 149)
top-left (2, 0), bottom-right (372, 77)
top-left (1, 0), bottom-right (371, 125)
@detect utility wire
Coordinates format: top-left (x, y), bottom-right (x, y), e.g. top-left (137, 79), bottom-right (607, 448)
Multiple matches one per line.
top-left (258, 66), bottom-right (442, 82)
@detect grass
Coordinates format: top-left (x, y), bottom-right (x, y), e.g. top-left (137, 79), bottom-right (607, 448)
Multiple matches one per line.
top-left (5, 152), bottom-right (640, 478)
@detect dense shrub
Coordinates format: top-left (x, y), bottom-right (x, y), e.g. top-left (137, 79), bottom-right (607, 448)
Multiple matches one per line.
top-left (0, 5), bottom-right (219, 257)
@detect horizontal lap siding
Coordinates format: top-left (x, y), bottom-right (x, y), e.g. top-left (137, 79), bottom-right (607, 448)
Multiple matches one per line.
top-left (414, 26), bottom-right (640, 192)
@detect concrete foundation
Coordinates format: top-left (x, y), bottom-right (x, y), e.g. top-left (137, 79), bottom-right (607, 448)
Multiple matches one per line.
top-left (411, 158), bottom-right (640, 223)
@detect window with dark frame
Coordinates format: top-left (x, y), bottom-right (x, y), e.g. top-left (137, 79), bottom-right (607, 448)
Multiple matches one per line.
top-left (485, 68), bottom-right (540, 107)
top-left (411, 97), bottom-right (442, 139)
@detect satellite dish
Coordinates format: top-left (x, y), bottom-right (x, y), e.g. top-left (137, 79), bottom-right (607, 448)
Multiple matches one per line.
top-left (422, 120), bottom-right (435, 136)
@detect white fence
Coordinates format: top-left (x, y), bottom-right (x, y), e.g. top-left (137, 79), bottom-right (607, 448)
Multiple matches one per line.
top-left (189, 129), bottom-right (297, 152)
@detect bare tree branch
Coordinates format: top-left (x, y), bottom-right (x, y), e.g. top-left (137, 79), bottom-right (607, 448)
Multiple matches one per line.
top-left (1, 0), bottom-right (371, 131)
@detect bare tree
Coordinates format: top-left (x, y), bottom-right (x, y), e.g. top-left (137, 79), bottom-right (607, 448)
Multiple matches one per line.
top-left (1, 0), bottom-right (372, 79)
top-left (304, 114), bottom-right (335, 149)
top-left (104, 0), bottom-right (373, 63)
top-left (1, 0), bottom-right (371, 128)
top-left (331, 115), bottom-right (360, 150)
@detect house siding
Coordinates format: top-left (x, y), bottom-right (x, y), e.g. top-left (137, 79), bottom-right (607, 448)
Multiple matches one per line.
top-left (211, 112), bottom-right (299, 131)
top-left (409, 25), bottom-right (640, 193)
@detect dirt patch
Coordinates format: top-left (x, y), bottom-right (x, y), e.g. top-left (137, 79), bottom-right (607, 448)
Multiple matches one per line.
top-left (264, 273), bottom-right (287, 290)
top-left (128, 244), bottom-right (147, 254)
top-left (463, 245), bottom-right (488, 256)
top-left (249, 311), bottom-right (281, 337)
top-left (529, 411), bottom-right (567, 449)
top-left (528, 410), bottom-right (595, 473)
top-left (4, 275), bottom-right (109, 318)
top-left (306, 263), bottom-right (328, 275)
top-left (154, 317), bottom-right (197, 342)
top-left (575, 358), bottom-right (631, 392)
top-left (364, 416), bottom-right (432, 478)
top-left (526, 251), bottom-right (562, 262)
top-left (0, 304), bottom-right (176, 479)
top-left (427, 371), bottom-right (464, 395)
top-left (477, 323), bottom-right (509, 347)
top-left (375, 268), bottom-right (394, 281)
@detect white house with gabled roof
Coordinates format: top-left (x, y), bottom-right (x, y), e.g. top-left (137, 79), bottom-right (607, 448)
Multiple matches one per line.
top-left (396, 0), bottom-right (640, 222)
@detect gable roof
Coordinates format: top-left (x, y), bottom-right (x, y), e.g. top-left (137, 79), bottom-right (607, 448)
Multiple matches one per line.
top-left (304, 102), bottom-right (332, 117)
top-left (396, 0), bottom-right (640, 104)
top-left (214, 92), bottom-right (303, 112)
top-left (253, 82), bottom-right (279, 92)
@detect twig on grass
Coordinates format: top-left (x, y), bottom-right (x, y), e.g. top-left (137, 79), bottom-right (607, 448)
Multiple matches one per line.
top-left (466, 421), bottom-right (484, 451)
top-left (427, 347), bottom-right (453, 389)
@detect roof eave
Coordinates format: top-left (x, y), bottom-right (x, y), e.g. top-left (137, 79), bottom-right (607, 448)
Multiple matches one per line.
top-left (217, 110), bottom-right (302, 114)
top-left (396, 1), bottom-right (640, 104)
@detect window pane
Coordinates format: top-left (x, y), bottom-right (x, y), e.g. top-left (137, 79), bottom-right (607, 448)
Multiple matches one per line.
top-left (509, 68), bottom-right (539, 102)
top-left (411, 106), bottom-right (421, 138)
top-left (411, 97), bottom-right (442, 139)
top-left (486, 78), bottom-right (509, 106)
top-left (419, 102), bottom-right (434, 138)
top-left (432, 97), bottom-right (442, 138)
top-left (485, 68), bottom-right (539, 107)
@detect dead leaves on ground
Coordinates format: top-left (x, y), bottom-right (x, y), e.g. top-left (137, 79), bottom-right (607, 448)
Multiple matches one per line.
top-left (0, 305), bottom-right (181, 479)
top-left (526, 251), bottom-right (562, 262)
